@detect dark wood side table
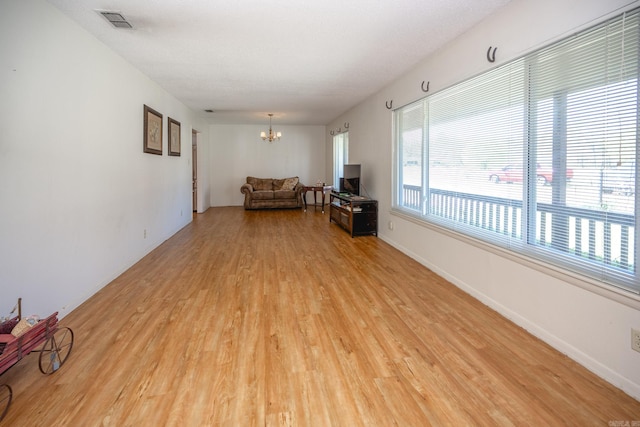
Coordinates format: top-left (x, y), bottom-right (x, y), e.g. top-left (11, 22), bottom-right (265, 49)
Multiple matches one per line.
top-left (303, 185), bottom-right (333, 213)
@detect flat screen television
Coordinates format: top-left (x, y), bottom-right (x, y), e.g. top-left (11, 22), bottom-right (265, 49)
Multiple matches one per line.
top-left (340, 164), bottom-right (361, 195)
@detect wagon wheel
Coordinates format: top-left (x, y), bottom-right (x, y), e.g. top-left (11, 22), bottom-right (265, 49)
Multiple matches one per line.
top-left (0, 384), bottom-right (12, 421)
top-left (38, 327), bottom-right (74, 375)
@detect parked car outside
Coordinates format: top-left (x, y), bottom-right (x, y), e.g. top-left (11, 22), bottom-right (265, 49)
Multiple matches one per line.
top-left (602, 166), bottom-right (635, 196)
top-left (488, 164), bottom-right (574, 185)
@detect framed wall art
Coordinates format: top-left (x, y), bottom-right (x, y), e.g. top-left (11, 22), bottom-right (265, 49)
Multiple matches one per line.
top-left (168, 117), bottom-right (181, 156)
top-left (143, 105), bottom-right (163, 155)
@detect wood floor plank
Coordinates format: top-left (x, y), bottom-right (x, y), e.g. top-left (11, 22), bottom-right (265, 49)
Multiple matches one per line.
top-left (1, 206), bottom-right (638, 426)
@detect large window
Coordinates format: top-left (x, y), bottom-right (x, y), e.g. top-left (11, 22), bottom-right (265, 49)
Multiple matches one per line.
top-left (333, 132), bottom-right (349, 188)
top-left (394, 8), bottom-right (639, 293)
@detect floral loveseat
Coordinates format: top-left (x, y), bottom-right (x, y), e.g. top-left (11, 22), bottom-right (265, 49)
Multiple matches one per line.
top-left (240, 176), bottom-right (305, 210)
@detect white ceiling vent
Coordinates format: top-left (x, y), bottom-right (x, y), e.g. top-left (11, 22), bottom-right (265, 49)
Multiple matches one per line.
top-left (97, 11), bottom-right (133, 29)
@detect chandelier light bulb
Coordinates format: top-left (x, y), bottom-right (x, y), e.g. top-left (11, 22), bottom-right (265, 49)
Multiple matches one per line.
top-left (260, 113), bottom-right (281, 142)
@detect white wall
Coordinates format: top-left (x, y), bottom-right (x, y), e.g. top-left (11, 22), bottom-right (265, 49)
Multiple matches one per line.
top-left (0, 1), bottom-right (194, 317)
top-left (328, 0), bottom-right (640, 400)
top-left (208, 124), bottom-right (326, 207)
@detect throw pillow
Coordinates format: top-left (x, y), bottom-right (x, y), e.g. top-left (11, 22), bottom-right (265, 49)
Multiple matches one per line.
top-left (282, 177), bottom-right (299, 191)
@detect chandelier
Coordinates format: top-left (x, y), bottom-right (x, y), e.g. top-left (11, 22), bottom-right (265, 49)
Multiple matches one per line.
top-left (260, 113), bottom-right (281, 142)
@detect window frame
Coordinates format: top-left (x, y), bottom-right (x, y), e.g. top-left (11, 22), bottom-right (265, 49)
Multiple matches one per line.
top-left (392, 8), bottom-right (640, 297)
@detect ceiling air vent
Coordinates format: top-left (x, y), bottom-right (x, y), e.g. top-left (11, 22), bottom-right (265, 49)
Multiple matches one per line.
top-left (97, 11), bottom-right (133, 29)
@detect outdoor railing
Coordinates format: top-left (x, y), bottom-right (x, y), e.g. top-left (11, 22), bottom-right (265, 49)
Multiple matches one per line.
top-left (402, 185), bottom-right (635, 271)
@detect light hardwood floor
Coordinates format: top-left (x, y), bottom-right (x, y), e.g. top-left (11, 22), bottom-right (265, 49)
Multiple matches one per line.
top-left (2, 206), bottom-right (639, 426)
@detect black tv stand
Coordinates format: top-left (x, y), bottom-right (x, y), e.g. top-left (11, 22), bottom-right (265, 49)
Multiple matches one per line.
top-left (329, 192), bottom-right (378, 237)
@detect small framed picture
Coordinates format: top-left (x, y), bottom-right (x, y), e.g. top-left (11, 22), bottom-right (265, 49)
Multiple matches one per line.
top-left (143, 105), bottom-right (163, 155)
top-left (168, 117), bottom-right (181, 156)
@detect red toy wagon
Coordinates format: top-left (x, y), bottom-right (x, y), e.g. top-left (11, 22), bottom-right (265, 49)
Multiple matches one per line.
top-left (0, 299), bottom-right (74, 421)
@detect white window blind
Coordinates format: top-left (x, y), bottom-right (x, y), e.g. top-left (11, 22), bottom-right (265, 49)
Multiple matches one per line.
top-left (393, 8), bottom-right (639, 293)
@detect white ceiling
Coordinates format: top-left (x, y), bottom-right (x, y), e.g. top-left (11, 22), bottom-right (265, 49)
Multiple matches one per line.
top-left (47, 0), bottom-right (511, 125)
